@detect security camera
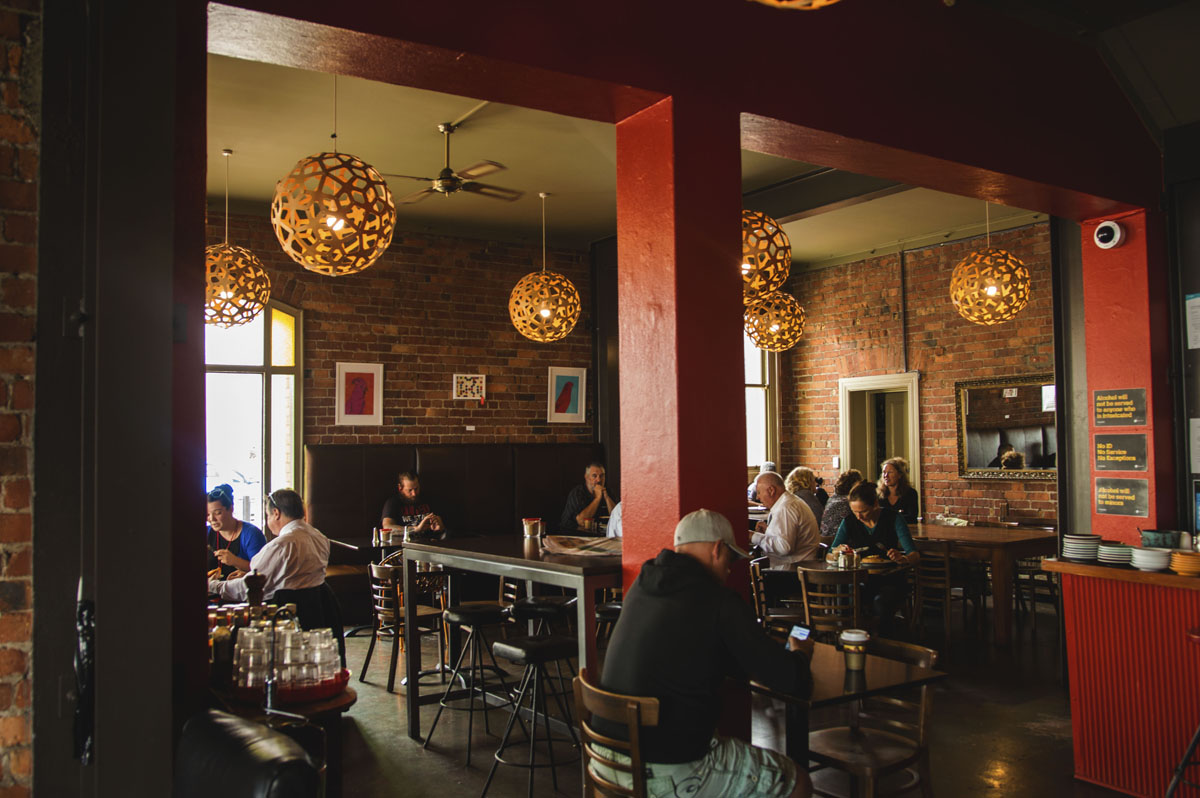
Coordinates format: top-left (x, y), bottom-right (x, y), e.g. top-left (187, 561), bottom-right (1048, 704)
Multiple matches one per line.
top-left (1094, 221), bottom-right (1124, 250)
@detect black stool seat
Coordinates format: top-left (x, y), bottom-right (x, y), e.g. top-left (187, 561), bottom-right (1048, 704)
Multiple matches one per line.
top-left (444, 604), bottom-right (508, 626)
top-left (509, 597), bottom-right (574, 623)
top-left (493, 635), bottom-right (577, 666)
top-left (595, 601), bottom-right (622, 622)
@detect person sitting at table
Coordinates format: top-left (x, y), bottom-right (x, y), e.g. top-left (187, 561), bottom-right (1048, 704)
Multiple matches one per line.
top-left (210, 489), bottom-right (330, 611)
top-left (594, 509), bottom-right (814, 798)
top-left (751, 472), bottom-right (820, 569)
top-left (605, 500), bottom-right (623, 538)
top-left (1001, 450), bottom-right (1026, 469)
top-left (381, 471), bottom-right (443, 535)
top-left (559, 461), bottom-right (617, 533)
top-left (987, 442), bottom-right (1015, 468)
top-left (784, 466), bottom-right (825, 523)
top-left (205, 484), bottom-right (266, 580)
top-left (878, 456), bottom-right (920, 524)
top-left (819, 469), bottom-right (862, 540)
top-left (832, 482), bottom-right (920, 635)
top-left (747, 460), bottom-right (776, 505)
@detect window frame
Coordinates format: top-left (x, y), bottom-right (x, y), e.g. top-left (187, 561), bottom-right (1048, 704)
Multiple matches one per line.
top-left (204, 298), bottom-right (304, 514)
top-left (745, 338), bottom-right (781, 468)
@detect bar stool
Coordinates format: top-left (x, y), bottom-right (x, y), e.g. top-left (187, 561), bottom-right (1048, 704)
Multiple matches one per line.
top-left (595, 600), bottom-right (622, 648)
top-left (508, 594), bottom-right (576, 636)
top-left (480, 635), bottom-right (580, 798)
top-left (1167, 627), bottom-right (1200, 796)
top-left (423, 603), bottom-right (520, 766)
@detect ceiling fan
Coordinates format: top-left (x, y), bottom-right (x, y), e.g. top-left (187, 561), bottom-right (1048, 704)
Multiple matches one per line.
top-left (383, 117), bottom-right (525, 205)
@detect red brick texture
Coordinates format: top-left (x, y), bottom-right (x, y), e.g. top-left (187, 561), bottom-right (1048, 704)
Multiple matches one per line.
top-left (779, 223), bottom-right (1057, 524)
top-left (207, 213), bottom-right (594, 446)
top-left (0, 4), bottom-right (36, 793)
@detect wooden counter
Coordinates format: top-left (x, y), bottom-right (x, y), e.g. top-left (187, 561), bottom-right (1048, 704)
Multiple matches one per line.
top-left (1045, 556), bottom-right (1200, 797)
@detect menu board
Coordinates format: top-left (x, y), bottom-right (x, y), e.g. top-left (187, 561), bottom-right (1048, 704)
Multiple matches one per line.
top-left (1093, 389), bottom-right (1146, 426)
top-left (1094, 434), bottom-right (1147, 471)
top-left (1095, 477), bottom-right (1149, 517)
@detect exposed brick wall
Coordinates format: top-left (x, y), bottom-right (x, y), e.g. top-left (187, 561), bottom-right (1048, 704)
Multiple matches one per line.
top-left (780, 223), bottom-right (1057, 524)
top-left (207, 213), bottom-right (595, 446)
top-left (0, 3), bottom-right (37, 794)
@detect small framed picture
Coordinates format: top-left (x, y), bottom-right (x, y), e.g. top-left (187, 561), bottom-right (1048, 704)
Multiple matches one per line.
top-left (547, 366), bottom-right (586, 423)
top-left (335, 362), bottom-right (383, 426)
top-left (453, 373), bottom-right (486, 401)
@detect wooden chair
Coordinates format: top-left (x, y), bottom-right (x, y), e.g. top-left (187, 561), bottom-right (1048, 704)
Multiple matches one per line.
top-left (574, 667), bottom-right (660, 798)
top-left (797, 567), bottom-right (861, 643)
top-left (1014, 556), bottom-right (1059, 634)
top-left (750, 558), bottom-right (808, 636)
top-left (808, 638), bottom-right (938, 798)
top-left (358, 564), bottom-right (445, 693)
top-left (913, 542), bottom-right (983, 641)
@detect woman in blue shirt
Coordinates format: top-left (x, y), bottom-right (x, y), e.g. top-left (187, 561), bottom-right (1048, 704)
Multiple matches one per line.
top-left (832, 482), bottom-right (920, 634)
top-left (206, 484), bottom-right (266, 579)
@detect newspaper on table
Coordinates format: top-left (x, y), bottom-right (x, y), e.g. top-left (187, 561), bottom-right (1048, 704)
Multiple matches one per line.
top-left (540, 535), bottom-right (622, 556)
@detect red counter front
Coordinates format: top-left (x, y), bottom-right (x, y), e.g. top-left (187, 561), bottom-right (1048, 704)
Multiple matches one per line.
top-left (1046, 560), bottom-right (1200, 797)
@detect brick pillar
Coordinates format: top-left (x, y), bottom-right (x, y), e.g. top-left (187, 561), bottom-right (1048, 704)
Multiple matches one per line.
top-left (0, 4), bottom-right (38, 794)
top-left (615, 96), bottom-right (748, 585)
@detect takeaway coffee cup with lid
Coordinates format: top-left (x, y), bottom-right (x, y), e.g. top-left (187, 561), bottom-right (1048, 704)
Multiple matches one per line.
top-left (840, 629), bottom-right (869, 671)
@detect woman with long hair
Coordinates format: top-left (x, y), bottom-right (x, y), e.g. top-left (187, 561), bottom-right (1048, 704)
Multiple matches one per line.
top-left (784, 466), bottom-right (824, 523)
top-left (819, 468), bottom-right (862, 539)
top-left (206, 484), bottom-right (267, 579)
top-left (877, 456), bottom-right (919, 524)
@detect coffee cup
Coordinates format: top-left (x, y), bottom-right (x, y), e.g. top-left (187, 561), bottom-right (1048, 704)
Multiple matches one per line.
top-left (523, 518), bottom-right (541, 537)
top-left (840, 629), bottom-right (869, 671)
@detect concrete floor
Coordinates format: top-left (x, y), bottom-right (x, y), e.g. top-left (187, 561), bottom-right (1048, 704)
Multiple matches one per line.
top-left (337, 602), bottom-right (1128, 798)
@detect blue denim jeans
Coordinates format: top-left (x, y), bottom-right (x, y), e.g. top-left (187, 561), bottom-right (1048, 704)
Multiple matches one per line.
top-left (590, 736), bottom-right (797, 798)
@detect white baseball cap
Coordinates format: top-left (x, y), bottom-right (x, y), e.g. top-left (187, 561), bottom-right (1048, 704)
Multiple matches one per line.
top-left (673, 509), bottom-right (751, 559)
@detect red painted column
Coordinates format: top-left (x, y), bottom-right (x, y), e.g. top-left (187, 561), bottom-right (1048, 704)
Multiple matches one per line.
top-left (615, 96), bottom-right (747, 587)
top-left (1081, 210), bottom-right (1175, 540)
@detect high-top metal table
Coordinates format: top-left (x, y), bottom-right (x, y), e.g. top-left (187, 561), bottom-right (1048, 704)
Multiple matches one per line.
top-left (401, 535), bottom-right (622, 740)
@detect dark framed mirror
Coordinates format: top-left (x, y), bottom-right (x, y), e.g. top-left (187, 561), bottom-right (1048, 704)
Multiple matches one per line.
top-left (956, 374), bottom-right (1056, 481)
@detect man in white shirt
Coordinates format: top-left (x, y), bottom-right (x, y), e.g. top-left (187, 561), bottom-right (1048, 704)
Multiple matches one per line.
top-left (751, 472), bottom-right (819, 569)
top-left (209, 489), bottom-right (330, 603)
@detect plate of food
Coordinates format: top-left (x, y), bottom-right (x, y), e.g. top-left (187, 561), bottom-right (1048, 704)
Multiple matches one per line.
top-left (860, 555), bottom-right (892, 568)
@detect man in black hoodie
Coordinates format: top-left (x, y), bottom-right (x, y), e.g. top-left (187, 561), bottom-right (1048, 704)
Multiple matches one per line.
top-left (594, 508), bottom-right (814, 798)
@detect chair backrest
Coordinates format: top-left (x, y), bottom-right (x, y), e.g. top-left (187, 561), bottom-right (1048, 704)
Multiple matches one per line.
top-left (861, 638), bottom-right (938, 745)
top-left (798, 568), bottom-right (860, 635)
top-left (749, 558), bottom-right (770, 629)
top-left (574, 668), bottom-right (660, 798)
top-left (368, 564), bottom-right (401, 619)
top-left (915, 541), bottom-right (952, 603)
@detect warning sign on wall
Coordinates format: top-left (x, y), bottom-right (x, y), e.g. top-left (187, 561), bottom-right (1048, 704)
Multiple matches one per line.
top-left (1095, 478), bottom-right (1149, 517)
top-left (1093, 389), bottom-right (1147, 427)
top-left (1094, 434), bottom-right (1148, 472)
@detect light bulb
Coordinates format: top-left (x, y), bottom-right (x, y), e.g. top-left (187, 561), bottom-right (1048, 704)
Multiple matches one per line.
top-left (325, 215), bottom-right (345, 231)
top-left (741, 262), bottom-right (752, 274)
top-left (770, 324), bottom-right (780, 332)
top-left (539, 308), bottom-right (552, 318)
top-left (985, 284), bottom-right (998, 297)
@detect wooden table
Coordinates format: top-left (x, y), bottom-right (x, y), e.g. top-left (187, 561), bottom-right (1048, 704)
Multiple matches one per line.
top-left (752, 641), bottom-right (946, 760)
top-left (401, 535), bottom-right (623, 740)
top-left (910, 522), bottom-right (1057, 647)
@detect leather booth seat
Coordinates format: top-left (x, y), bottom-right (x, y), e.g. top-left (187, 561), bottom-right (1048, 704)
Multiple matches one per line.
top-left (174, 709), bottom-right (319, 798)
top-left (966, 425), bottom-right (1057, 469)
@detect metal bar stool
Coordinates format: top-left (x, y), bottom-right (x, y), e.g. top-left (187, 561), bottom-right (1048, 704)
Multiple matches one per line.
top-left (423, 603), bottom-right (522, 766)
top-left (1167, 627), bottom-right (1200, 796)
top-left (479, 635), bottom-right (581, 798)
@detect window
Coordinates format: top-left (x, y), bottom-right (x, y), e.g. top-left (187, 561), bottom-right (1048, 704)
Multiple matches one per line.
top-left (744, 334), bottom-right (778, 467)
top-left (205, 300), bottom-right (303, 528)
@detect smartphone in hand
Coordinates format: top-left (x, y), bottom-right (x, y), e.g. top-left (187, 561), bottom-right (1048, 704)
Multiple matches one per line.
top-left (788, 624), bottom-right (810, 644)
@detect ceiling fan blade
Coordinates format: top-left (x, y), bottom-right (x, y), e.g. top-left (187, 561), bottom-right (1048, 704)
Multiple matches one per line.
top-left (450, 100), bottom-right (490, 129)
top-left (381, 173), bottom-right (434, 182)
top-left (460, 182), bottom-right (524, 202)
top-left (455, 161), bottom-right (505, 180)
top-left (397, 187), bottom-right (438, 204)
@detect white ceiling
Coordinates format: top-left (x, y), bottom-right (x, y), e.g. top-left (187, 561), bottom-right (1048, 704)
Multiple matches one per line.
top-left (207, 53), bottom-right (1039, 259)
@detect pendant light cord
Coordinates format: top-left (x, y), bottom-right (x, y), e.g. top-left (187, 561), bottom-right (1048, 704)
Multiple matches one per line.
top-left (331, 75), bottom-right (338, 153)
top-left (540, 192), bottom-right (547, 273)
top-left (985, 200), bottom-right (991, 249)
top-left (222, 148), bottom-right (232, 244)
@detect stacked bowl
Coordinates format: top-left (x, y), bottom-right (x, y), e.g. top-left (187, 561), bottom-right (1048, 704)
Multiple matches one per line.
top-left (1062, 533), bottom-right (1101, 562)
top-left (1097, 541), bottom-right (1133, 567)
top-left (1170, 551), bottom-right (1200, 576)
top-left (1130, 547), bottom-right (1172, 572)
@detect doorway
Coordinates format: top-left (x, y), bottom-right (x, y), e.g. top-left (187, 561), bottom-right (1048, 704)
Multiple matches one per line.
top-left (839, 372), bottom-right (920, 488)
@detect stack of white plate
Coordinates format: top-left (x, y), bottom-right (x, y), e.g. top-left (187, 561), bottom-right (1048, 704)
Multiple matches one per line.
top-left (1130, 547), bottom-right (1173, 572)
top-left (1097, 541), bottom-right (1133, 566)
top-left (1062, 533), bottom-right (1101, 561)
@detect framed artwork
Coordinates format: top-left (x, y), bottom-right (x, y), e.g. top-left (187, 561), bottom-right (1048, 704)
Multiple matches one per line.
top-left (453, 373), bottom-right (487, 401)
top-left (547, 366), bottom-right (586, 423)
top-left (335, 362), bottom-right (383, 426)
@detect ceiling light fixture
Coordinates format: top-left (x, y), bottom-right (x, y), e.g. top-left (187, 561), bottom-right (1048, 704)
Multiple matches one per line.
top-left (205, 149), bottom-right (271, 328)
top-left (270, 76), bottom-right (395, 276)
top-left (745, 291), bottom-right (806, 352)
top-left (742, 209), bottom-right (791, 304)
top-left (747, 0), bottom-right (844, 9)
top-left (508, 193), bottom-right (581, 343)
top-left (949, 202), bottom-right (1032, 326)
